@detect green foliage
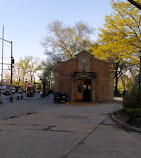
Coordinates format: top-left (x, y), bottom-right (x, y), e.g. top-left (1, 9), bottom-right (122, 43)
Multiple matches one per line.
top-left (90, 0), bottom-right (141, 94)
top-left (13, 56), bottom-right (41, 90)
top-left (17, 56), bottom-right (30, 80)
top-left (90, 0), bottom-right (141, 64)
top-left (123, 83), bottom-right (140, 108)
top-left (41, 61), bottom-right (55, 90)
top-left (125, 78), bottom-right (134, 91)
top-left (117, 108), bottom-right (141, 122)
top-left (17, 56), bottom-right (41, 82)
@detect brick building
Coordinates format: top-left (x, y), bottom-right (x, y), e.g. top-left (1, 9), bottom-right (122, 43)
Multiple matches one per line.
top-left (54, 50), bottom-right (115, 102)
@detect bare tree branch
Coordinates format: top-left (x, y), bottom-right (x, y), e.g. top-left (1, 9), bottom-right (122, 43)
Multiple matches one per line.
top-left (128, 0), bottom-right (141, 10)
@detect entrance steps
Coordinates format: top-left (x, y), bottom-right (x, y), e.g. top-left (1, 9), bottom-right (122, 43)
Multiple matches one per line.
top-left (65, 102), bottom-right (99, 105)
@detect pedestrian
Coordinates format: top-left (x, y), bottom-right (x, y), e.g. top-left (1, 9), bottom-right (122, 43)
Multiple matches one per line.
top-left (122, 89), bottom-right (126, 100)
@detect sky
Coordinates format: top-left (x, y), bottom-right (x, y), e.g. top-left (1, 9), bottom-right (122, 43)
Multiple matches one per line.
top-left (0, 0), bottom-right (112, 67)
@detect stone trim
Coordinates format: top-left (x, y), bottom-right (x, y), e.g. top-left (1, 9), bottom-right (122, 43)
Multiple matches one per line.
top-left (72, 71), bottom-right (96, 79)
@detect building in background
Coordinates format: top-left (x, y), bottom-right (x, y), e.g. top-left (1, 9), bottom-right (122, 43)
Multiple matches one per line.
top-left (54, 50), bottom-right (115, 102)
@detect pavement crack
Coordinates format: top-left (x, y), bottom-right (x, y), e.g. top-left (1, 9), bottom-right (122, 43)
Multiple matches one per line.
top-left (61, 121), bottom-right (103, 158)
top-left (3, 112), bottom-right (38, 120)
top-left (24, 112), bottom-right (38, 115)
top-left (41, 125), bottom-right (56, 131)
top-left (49, 129), bottom-right (76, 133)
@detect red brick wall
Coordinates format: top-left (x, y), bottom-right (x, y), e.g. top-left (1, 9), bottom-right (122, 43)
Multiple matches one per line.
top-left (55, 52), bottom-right (114, 102)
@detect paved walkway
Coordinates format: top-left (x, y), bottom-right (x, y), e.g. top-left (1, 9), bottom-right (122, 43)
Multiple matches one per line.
top-left (66, 122), bottom-right (141, 158)
top-left (0, 99), bottom-right (140, 158)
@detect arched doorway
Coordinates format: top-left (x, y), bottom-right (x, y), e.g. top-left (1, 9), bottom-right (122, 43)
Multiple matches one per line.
top-left (75, 79), bottom-right (91, 102)
top-left (83, 80), bottom-right (91, 102)
top-left (72, 71), bottom-right (96, 102)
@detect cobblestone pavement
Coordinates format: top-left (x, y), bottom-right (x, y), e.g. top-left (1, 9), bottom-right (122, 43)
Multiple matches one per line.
top-left (0, 98), bottom-right (141, 158)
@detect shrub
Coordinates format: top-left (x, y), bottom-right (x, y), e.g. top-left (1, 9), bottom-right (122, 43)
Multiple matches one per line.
top-left (117, 108), bottom-right (141, 122)
top-left (123, 84), bottom-right (140, 108)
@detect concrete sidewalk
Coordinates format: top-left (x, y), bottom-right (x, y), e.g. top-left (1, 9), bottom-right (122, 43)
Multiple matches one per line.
top-left (66, 121), bottom-right (141, 158)
top-left (0, 100), bottom-right (140, 158)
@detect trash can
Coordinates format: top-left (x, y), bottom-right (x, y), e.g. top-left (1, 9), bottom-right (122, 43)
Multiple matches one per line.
top-left (61, 93), bottom-right (67, 103)
top-left (54, 93), bottom-right (62, 103)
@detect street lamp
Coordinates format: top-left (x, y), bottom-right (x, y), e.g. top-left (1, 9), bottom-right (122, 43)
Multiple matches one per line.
top-left (0, 38), bottom-right (14, 103)
top-left (139, 50), bottom-right (141, 107)
top-left (0, 26), bottom-right (4, 104)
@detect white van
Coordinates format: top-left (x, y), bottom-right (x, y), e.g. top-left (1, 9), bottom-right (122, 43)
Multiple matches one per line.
top-left (10, 87), bottom-right (16, 94)
top-left (12, 87), bottom-right (15, 94)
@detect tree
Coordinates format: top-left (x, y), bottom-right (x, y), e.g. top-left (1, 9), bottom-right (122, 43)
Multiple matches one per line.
top-left (17, 57), bottom-right (30, 83)
top-left (90, 43), bottom-right (136, 95)
top-left (108, 0), bottom-right (141, 51)
top-left (41, 59), bottom-right (56, 90)
top-left (16, 56), bottom-right (41, 90)
top-left (28, 56), bottom-right (42, 83)
top-left (90, 0), bottom-right (140, 95)
top-left (42, 20), bottom-right (94, 60)
top-left (12, 65), bottom-right (20, 87)
top-left (127, 0), bottom-right (141, 10)
top-left (3, 71), bottom-right (11, 86)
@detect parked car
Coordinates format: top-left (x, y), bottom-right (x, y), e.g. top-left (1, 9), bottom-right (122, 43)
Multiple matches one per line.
top-left (4, 89), bottom-right (11, 95)
top-left (0, 86), bottom-right (6, 94)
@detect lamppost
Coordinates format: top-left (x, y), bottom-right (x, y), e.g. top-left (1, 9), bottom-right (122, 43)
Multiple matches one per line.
top-left (0, 26), bottom-right (4, 104)
top-left (139, 50), bottom-right (141, 107)
top-left (0, 38), bottom-right (14, 102)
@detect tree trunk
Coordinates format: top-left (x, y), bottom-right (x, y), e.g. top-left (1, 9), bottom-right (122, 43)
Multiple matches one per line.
top-left (114, 69), bottom-right (119, 96)
top-left (114, 61), bottom-right (120, 96)
top-left (127, 0), bottom-right (141, 10)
